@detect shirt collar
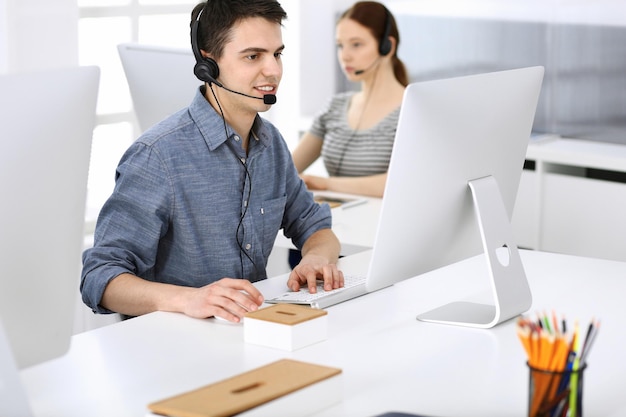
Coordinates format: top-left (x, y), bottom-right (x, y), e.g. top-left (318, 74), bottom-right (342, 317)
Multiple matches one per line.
top-left (189, 86), bottom-right (272, 151)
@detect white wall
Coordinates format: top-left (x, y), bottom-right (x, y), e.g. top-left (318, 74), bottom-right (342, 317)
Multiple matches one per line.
top-left (2, 0), bottom-right (624, 122)
top-left (0, 0), bottom-right (77, 74)
top-left (0, 1), bottom-right (7, 72)
top-left (295, 0), bottom-right (626, 125)
top-left (385, 0), bottom-right (626, 25)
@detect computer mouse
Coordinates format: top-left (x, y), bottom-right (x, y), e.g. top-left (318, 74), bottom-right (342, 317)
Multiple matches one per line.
top-left (211, 314), bottom-right (241, 324)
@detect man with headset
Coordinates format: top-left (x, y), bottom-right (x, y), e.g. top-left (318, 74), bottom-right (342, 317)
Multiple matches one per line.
top-left (81, 0), bottom-right (343, 323)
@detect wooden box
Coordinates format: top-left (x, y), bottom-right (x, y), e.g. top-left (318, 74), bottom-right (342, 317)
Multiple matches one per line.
top-left (243, 304), bottom-right (328, 351)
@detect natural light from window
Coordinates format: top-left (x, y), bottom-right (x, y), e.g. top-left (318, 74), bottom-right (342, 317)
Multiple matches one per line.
top-left (78, 1), bottom-right (195, 230)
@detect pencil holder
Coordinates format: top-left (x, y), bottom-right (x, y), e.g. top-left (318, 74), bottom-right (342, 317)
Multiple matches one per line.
top-left (527, 362), bottom-right (586, 417)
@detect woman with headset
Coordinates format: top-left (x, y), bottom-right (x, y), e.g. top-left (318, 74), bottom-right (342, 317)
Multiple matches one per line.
top-left (292, 1), bottom-right (409, 198)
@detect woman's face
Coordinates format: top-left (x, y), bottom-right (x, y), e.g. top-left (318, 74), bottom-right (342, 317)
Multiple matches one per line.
top-left (335, 18), bottom-right (380, 80)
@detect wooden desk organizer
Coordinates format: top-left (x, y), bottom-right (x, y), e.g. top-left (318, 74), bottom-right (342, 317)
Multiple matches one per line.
top-left (243, 304), bottom-right (328, 350)
top-left (148, 359), bottom-right (342, 417)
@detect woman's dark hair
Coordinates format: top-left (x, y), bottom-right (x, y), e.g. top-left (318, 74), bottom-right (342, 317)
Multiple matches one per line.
top-left (191, 0), bottom-right (287, 59)
top-left (340, 1), bottom-right (409, 86)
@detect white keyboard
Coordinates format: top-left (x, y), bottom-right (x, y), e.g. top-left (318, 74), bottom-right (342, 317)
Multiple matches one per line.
top-left (267, 274), bottom-right (366, 304)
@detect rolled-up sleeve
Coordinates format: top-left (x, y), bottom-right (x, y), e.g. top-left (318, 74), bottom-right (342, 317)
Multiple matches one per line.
top-left (81, 142), bottom-right (172, 314)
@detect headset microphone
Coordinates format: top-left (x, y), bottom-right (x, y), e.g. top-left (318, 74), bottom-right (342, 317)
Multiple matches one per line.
top-left (354, 57), bottom-right (382, 75)
top-left (216, 82), bottom-right (277, 105)
top-left (263, 94), bottom-right (277, 105)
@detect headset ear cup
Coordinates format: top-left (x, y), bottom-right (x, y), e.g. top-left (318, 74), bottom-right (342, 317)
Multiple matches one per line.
top-left (379, 38), bottom-right (392, 56)
top-left (378, 7), bottom-right (392, 56)
top-left (193, 61), bottom-right (211, 83)
top-left (194, 57), bottom-right (220, 85)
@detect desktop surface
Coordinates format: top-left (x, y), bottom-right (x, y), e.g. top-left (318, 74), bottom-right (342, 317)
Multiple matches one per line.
top-left (20, 250), bottom-right (626, 417)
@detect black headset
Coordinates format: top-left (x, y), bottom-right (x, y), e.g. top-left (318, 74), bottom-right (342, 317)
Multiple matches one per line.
top-left (191, 2), bottom-right (264, 280)
top-left (191, 5), bottom-right (222, 86)
top-left (378, 7), bottom-right (392, 56)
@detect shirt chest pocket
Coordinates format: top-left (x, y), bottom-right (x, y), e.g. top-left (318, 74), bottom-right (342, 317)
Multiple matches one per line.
top-left (256, 194), bottom-right (287, 258)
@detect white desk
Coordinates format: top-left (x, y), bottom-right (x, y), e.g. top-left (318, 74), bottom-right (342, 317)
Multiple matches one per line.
top-left (21, 250), bottom-right (626, 417)
top-left (273, 192), bottom-right (382, 255)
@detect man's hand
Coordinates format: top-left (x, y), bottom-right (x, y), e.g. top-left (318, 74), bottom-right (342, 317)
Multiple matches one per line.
top-left (287, 254), bottom-right (344, 294)
top-left (183, 278), bottom-right (264, 322)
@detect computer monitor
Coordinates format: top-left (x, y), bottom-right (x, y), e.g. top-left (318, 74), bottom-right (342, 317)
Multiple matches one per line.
top-left (117, 43), bottom-right (200, 132)
top-left (0, 66), bottom-right (99, 415)
top-left (368, 66), bottom-right (544, 328)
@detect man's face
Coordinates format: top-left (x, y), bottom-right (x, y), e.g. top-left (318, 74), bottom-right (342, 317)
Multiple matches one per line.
top-left (215, 17), bottom-right (284, 114)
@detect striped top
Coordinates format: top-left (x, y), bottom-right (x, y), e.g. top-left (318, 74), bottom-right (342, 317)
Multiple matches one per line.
top-left (310, 91), bottom-right (401, 177)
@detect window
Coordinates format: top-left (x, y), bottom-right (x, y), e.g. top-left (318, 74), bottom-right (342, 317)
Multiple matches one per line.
top-left (78, 0), bottom-right (195, 231)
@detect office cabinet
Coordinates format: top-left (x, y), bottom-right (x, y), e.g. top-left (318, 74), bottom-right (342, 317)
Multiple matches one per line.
top-left (512, 137), bottom-right (626, 262)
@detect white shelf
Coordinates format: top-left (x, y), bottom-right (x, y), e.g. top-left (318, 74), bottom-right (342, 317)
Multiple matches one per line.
top-left (527, 137), bottom-right (626, 172)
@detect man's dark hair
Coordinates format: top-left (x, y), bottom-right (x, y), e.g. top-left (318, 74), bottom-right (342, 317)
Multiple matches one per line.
top-left (190, 0), bottom-right (287, 59)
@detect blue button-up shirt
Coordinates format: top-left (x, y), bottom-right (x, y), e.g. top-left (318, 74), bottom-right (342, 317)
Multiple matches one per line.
top-left (81, 88), bottom-right (331, 314)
